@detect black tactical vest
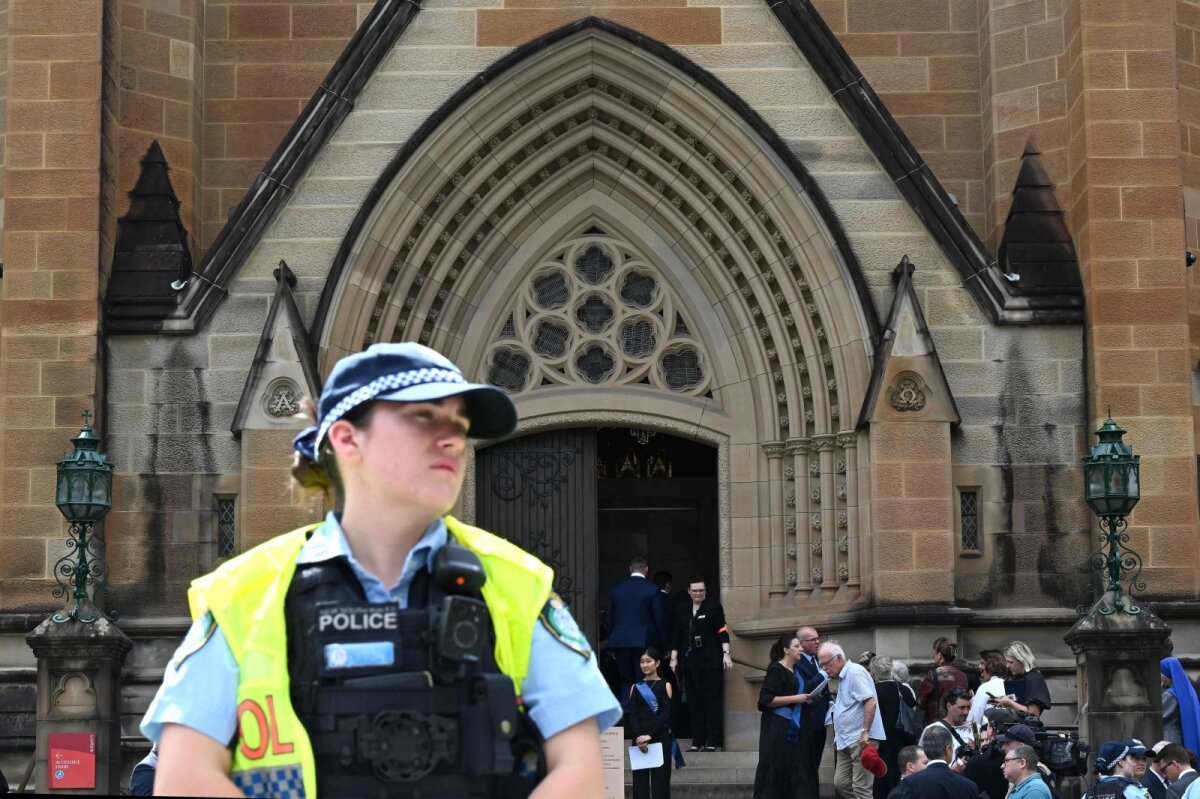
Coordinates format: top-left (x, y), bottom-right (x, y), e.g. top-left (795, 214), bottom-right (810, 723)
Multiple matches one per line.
top-left (1084, 776), bottom-right (1139, 799)
top-left (284, 549), bottom-right (542, 798)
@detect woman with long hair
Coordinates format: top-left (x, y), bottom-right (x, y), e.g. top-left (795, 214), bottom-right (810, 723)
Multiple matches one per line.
top-left (917, 637), bottom-right (969, 725)
top-left (629, 648), bottom-right (676, 799)
top-left (752, 634), bottom-right (811, 798)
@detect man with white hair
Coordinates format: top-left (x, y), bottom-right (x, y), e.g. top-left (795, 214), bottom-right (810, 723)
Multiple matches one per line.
top-left (819, 641), bottom-right (886, 799)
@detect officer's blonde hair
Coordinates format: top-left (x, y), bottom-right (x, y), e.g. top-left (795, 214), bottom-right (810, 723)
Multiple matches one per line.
top-left (290, 397), bottom-right (376, 508)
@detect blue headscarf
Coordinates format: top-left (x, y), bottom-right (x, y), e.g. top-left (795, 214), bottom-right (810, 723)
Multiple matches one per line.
top-left (1161, 657), bottom-right (1200, 754)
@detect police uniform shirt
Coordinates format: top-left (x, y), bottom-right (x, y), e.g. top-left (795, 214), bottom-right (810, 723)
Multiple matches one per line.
top-left (141, 513), bottom-right (621, 747)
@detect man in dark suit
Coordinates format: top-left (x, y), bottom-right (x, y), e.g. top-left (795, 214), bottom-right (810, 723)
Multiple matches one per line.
top-left (1156, 742), bottom-right (1198, 799)
top-left (795, 625), bottom-right (830, 796)
top-left (891, 725), bottom-right (979, 799)
top-left (604, 555), bottom-right (668, 708)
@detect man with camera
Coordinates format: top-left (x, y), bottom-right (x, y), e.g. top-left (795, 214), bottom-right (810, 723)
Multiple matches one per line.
top-left (961, 719), bottom-right (1038, 799)
top-left (1004, 744), bottom-right (1052, 798)
top-left (889, 724), bottom-right (979, 799)
top-left (920, 688), bottom-right (977, 758)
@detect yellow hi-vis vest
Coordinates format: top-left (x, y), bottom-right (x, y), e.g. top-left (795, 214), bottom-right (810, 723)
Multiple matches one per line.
top-left (187, 516), bottom-right (554, 799)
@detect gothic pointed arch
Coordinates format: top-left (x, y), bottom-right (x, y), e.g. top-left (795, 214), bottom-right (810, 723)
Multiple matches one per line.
top-left (317, 22), bottom-right (880, 607)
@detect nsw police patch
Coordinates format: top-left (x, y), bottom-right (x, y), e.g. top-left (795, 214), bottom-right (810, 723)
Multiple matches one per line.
top-left (173, 611), bottom-right (218, 667)
top-left (538, 594), bottom-right (591, 659)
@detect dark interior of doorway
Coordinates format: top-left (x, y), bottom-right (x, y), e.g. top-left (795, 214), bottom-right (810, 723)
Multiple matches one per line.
top-left (596, 427), bottom-right (719, 619)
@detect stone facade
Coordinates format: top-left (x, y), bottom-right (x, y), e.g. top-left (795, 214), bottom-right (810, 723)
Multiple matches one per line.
top-left (1, 0), bottom-right (1198, 772)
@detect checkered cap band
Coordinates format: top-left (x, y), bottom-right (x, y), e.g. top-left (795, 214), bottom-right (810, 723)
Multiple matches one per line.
top-left (314, 367), bottom-right (465, 452)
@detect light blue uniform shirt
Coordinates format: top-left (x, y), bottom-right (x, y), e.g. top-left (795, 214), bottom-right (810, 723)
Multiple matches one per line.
top-left (141, 513), bottom-right (620, 747)
top-left (826, 660), bottom-right (886, 749)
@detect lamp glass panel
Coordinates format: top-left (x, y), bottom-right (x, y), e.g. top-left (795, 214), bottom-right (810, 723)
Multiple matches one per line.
top-left (1087, 465), bottom-right (1105, 499)
top-left (1127, 466), bottom-right (1139, 498)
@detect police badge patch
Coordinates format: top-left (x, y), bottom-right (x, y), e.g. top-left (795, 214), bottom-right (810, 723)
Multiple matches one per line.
top-left (538, 594), bottom-right (591, 659)
top-left (173, 611), bottom-right (218, 667)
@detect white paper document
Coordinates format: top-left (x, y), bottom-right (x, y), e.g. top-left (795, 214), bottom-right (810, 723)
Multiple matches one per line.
top-left (628, 742), bottom-right (664, 771)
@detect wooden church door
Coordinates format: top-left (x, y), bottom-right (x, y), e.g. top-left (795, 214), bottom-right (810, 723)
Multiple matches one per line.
top-left (475, 429), bottom-right (600, 646)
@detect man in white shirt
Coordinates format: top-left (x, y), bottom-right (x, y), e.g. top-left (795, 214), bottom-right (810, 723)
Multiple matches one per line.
top-left (819, 642), bottom-right (887, 799)
top-left (920, 687), bottom-right (977, 760)
top-left (969, 650), bottom-right (1008, 727)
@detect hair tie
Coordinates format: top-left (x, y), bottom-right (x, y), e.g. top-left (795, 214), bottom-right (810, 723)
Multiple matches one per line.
top-left (293, 425), bottom-right (318, 461)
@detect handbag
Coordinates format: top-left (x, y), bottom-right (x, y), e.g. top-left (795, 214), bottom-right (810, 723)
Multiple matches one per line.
top-left (894, 682), bottom-right (919, 739)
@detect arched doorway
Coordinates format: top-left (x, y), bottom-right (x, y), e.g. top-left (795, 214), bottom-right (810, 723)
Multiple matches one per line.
top-left (475, 427), bottom-right (718, 648)
top-left (320, 24), bottom-right (878, 629)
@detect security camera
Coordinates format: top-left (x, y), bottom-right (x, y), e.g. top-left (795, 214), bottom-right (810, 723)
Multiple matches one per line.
top-left (1187, 251), bottom-right (1196, 267)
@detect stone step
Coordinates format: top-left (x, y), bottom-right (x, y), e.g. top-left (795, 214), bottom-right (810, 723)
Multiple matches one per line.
top-left (616, 743), bottom-right (841, 797)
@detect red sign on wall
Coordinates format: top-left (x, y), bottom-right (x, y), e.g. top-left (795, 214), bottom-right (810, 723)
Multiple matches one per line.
top-left (48, 732), bottom-right (96, 790)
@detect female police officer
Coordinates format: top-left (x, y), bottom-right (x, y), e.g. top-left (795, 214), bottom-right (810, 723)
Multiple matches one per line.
top-left (140, 343), bottom-right (621, 797)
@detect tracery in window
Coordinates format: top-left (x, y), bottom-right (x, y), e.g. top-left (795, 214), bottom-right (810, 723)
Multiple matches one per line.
top-left (483, 227), bottom-right (711, 396)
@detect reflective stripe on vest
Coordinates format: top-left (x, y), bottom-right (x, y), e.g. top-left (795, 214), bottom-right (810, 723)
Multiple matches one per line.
top-left (187, 516), bottom-right (554, 799)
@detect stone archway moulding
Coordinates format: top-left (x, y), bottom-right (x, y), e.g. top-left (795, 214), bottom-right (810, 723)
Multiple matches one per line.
top-left (318, 23), bottom-right (878, 612)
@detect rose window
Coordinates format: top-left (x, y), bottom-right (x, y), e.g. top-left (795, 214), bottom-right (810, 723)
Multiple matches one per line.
top-left (483, 228), bottom-right (711, 396)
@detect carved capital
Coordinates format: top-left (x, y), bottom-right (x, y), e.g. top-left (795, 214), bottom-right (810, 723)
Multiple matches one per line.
top-left (813, 434), bottom-right (837, 452)
top-left (785, 437), bottom-right (811, 456)
top-left (836, 431), bottom-right (857, 449)
top-left (763, 442), bottom-right (786, 459)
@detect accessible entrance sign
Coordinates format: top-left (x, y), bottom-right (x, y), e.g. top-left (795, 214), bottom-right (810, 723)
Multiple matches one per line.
top-left (48, 732), bottom-right (96, 790)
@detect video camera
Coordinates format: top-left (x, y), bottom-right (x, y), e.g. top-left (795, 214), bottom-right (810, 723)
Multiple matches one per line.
top-left (989, 710), bottom-right (1089, 777)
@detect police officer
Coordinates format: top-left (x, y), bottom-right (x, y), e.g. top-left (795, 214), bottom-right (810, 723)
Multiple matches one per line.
top-left (1085, 740), bottom-right (1152, 799)
top-left (141, 343), bottom-right (621, 797)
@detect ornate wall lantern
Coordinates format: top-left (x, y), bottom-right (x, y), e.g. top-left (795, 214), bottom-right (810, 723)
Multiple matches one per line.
top-left (52, 411), bottom-right (117, 623)
top-left (1080, 412), bottom-right (1143, 615)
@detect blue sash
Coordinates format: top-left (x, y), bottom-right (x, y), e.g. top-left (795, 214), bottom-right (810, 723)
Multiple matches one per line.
top-left (786, 665), bottom-right (804, 742)
top-left (634, 681), bottom-right (686, 769)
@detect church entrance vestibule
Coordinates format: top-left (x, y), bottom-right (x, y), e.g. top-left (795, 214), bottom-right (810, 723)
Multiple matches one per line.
top-left (475, 427), bottom-right (719, 649)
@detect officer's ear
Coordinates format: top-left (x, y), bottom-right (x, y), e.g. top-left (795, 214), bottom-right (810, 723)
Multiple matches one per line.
top-left (433, 541), bottom-right (487, 594)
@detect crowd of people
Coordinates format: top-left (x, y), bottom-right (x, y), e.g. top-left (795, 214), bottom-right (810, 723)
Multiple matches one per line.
top-left (598, 556), bottom-right (1200, 799)
top-left (741, 633), bottom-right (1200, 799)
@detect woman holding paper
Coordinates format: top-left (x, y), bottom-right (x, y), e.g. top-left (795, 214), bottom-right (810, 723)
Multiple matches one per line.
top-left (752, 634), bottom-right (812, 798)
top-left (629, 648), bottom-right (675, 799)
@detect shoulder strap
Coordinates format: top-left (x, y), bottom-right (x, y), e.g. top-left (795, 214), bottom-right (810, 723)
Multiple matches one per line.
top-left (937, 719), bottom-right (965, 745)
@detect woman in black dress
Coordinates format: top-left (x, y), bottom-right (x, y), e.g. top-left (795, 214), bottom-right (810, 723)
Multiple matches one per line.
top-left (752, 634), bottom-right (811, 799)
top-left (997, 640), bottom-right (1052, 718)
top-left (629, 647), bottom-right (674, 799)
top-left (870, 655), bottom-right (917, 799)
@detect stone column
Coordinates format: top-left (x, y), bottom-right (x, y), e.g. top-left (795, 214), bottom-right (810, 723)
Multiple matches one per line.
top-left (763, 442), bottom-right (787, 596)
top-left (26, 618), bottom-right (132, 795)
top-left (1063, 606), bottom-right (1171, 749)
